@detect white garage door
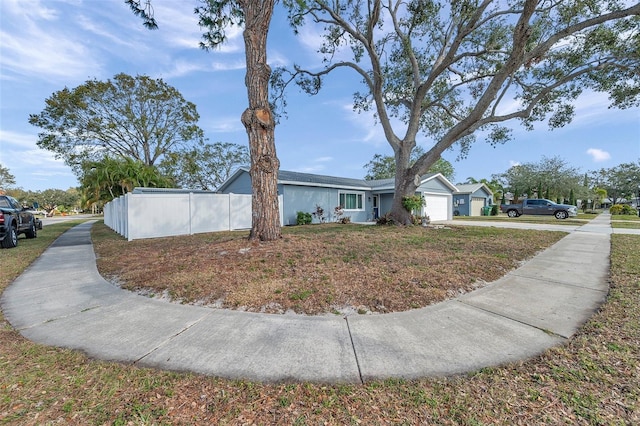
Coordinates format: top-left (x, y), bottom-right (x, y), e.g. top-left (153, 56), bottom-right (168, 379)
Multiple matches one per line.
top-left (471, 197), bottom-right (485, 216)
top-left (423, 194), bottom-right (450, 221)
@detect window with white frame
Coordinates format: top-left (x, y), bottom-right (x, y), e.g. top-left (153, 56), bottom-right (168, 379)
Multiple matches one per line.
top-left (339, 192), bottom-right (364, 210)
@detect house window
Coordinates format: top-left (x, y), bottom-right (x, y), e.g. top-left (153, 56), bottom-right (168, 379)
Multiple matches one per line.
top-left (339, 192), bottom-right (364, 210)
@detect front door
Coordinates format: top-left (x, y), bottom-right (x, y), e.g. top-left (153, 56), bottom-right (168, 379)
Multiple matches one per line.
top-left (372, 195), bottom-right (379, 219)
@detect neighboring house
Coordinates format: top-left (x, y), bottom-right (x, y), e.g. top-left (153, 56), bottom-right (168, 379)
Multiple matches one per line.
top-left (217, 167), bottom-right (458, 225)
top-left (452, 183), bottom-right (494, 216)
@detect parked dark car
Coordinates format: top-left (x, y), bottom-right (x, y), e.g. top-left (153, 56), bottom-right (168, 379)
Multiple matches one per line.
top-left (0, 195), bottom-right (38, 248)
top-left (500, 198), bottom-right (578, 219)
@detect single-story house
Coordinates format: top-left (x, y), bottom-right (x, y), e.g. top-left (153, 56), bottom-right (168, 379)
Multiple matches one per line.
top-left (217, 167), bottom-right (458, 225)
top-left (452, 183), bottom-right (495, 216)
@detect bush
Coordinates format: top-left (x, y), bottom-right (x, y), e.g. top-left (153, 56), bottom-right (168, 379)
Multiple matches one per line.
top-left (621, 204), bottom-right (636, 215)
top-left (376, 213), bottom-right (395, 225)
top-left (337, 216), bottom-right (352, 224)
top-left (491, 205), bottom-right (499, 216)
top-left (609, 204), bottom-right (635, 215)
top-left (296, 211), bottom-right (312, 225)
top-left (610, 204), bottom-right (624, 215)
top-left (402, 195), bottom-right (425, 213)
top-left (412, 215), bottom-right (430, 225)
top-left (312, 204), bottom-right (326, 223)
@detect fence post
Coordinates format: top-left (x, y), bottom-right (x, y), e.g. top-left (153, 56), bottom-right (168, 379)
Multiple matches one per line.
top-left (189, 192), bottom-right (193, 235)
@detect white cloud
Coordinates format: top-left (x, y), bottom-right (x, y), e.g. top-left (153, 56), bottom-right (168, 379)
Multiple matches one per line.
top-left (151, 2), bottom-right (244, 53)
top-left (0, 28), bottom-right (99, 81)
top-left (0, 130), bottom-right (72, 183)
top-left (267, 51), bottom-right (290, 68)
top-left (0, 130), bottom-right (38, 150)
top-left (296, 164), bottom-right (327, 174)
top-left (586, 148), bottom-right (611, 162)
top-left (2, 0), bottom-right (60, 21)
top-left (314, 156), bottom-right (333, 163)
top-left (76, 14), bottom-right (135, 48)
top-left (339, 102), bottom-right (387, 146)
top-left (210, 60), bottom-right (246, 72)
top-left (158, 60), bottom-right (210, 79)
top-left (509, 160), bottom-right (521, 167)
top-left (291, 157), bottom-right (335, 174)
top-left (206, 117), bottom-right (244, 133)
top-left (0, 2), bottom-right (103, 83)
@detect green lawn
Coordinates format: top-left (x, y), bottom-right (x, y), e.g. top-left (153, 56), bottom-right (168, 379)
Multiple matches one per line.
top-left (610, 214), bottom-right (640, 229)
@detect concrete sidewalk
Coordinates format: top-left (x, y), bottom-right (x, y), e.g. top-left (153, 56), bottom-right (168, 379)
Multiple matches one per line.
top-left (1, 214), bottom-right (615, 383)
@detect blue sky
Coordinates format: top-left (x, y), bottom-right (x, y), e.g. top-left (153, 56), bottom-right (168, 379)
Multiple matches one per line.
top-left (1, 0), bottom-right (639, 192)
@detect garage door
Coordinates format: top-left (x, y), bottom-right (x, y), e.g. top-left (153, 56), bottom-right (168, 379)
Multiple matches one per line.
top-left (423, 193), bottom-right (450, 221)
top-left (471, 197), bottom-right (485, 216)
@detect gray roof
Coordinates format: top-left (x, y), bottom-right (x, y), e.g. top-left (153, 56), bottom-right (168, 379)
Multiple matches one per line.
top-left (455, 183), bottom-right (493, 196)
top-left (133, 187), bottom-right (217, 194)
top-left (277, 170), bottom-right (444, 191)
top-left (217, 167), bottom-right (454, 193)
top-left (277, 170), bottom-right (371, 189)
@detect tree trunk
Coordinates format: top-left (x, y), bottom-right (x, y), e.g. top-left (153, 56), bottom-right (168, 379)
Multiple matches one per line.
top-left (389, 144), bottom-right (417, 225)
top-left (390, 172), bottom-right (418, 225)
top-left (240, 0), bottom-right (281, 241)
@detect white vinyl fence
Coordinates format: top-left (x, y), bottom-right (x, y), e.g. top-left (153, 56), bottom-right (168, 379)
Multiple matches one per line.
top-left (104, 189), bottom-right (283, 241)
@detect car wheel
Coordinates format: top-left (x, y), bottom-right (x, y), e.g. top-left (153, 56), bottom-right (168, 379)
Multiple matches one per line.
top-left (507, 210), bottom-right (519, 218)
top-left (1, 225), bottom-right (18, 248)
top-left (555, 210), bottom-right (568, 220)
top-left (25, 220), bottom-right (37, 239)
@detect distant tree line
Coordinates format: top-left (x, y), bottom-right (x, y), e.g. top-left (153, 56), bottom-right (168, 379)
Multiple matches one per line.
top-left (491, 156), bottom-right (640, 209)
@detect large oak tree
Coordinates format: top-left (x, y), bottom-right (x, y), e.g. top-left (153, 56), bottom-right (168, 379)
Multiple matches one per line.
top-left (276, 0), bottom-right (640, 224)
top-left (29, 73), bottom-right (204, 174)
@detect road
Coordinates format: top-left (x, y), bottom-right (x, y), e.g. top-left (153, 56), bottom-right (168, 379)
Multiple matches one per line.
top-left (39, 214), bottom-right (100, 226)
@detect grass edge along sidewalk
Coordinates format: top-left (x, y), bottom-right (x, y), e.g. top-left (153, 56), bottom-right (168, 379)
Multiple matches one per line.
top-left (1, 221), bottom-right (638, 425)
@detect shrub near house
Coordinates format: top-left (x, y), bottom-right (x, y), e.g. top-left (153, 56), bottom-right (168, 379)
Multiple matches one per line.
top-left (610, 204), bottom-right (636, 215)
top-left (296, 211), bottom-right (312, 225)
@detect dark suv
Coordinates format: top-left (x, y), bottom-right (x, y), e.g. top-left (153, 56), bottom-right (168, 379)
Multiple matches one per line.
top-left (0, 195), bottom-right (38, 248)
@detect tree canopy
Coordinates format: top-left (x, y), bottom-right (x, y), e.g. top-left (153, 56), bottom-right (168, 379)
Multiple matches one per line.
top-left (160, 142), bottom-right (250, 190)
top-left (589, 160), bottom-right (640, 205)
top-left (276, 0), bottom-right (640, 224)
top-left (29, 73), bottom-right (204, 174)
top-left (0, 164), bottom-right (16, 192)
top-left (493, 156), bottom-right (584, 202)
top-left (364, 147), bottom-right (455, 180)
top-left (6, 187), bottom-right (80, 214)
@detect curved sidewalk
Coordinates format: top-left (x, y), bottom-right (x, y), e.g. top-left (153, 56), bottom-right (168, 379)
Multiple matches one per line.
top-left (1, 215), bottom-right (613, 383)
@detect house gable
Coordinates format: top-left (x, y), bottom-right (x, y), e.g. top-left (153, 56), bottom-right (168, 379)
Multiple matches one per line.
top-left (453, 183), bottom-right (494, 216)
top-left (216, 167), bottom-right (252, 194)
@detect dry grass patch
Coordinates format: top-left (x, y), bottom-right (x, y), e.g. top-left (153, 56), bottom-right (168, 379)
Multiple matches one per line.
top-left (93, 223), bottom-right (565, 315)
top-left (2, 221), bottom-right (638, 425)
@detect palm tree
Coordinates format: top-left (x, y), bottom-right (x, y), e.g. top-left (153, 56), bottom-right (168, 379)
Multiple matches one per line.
top-left (80, 157), bottom-right (173, 206)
